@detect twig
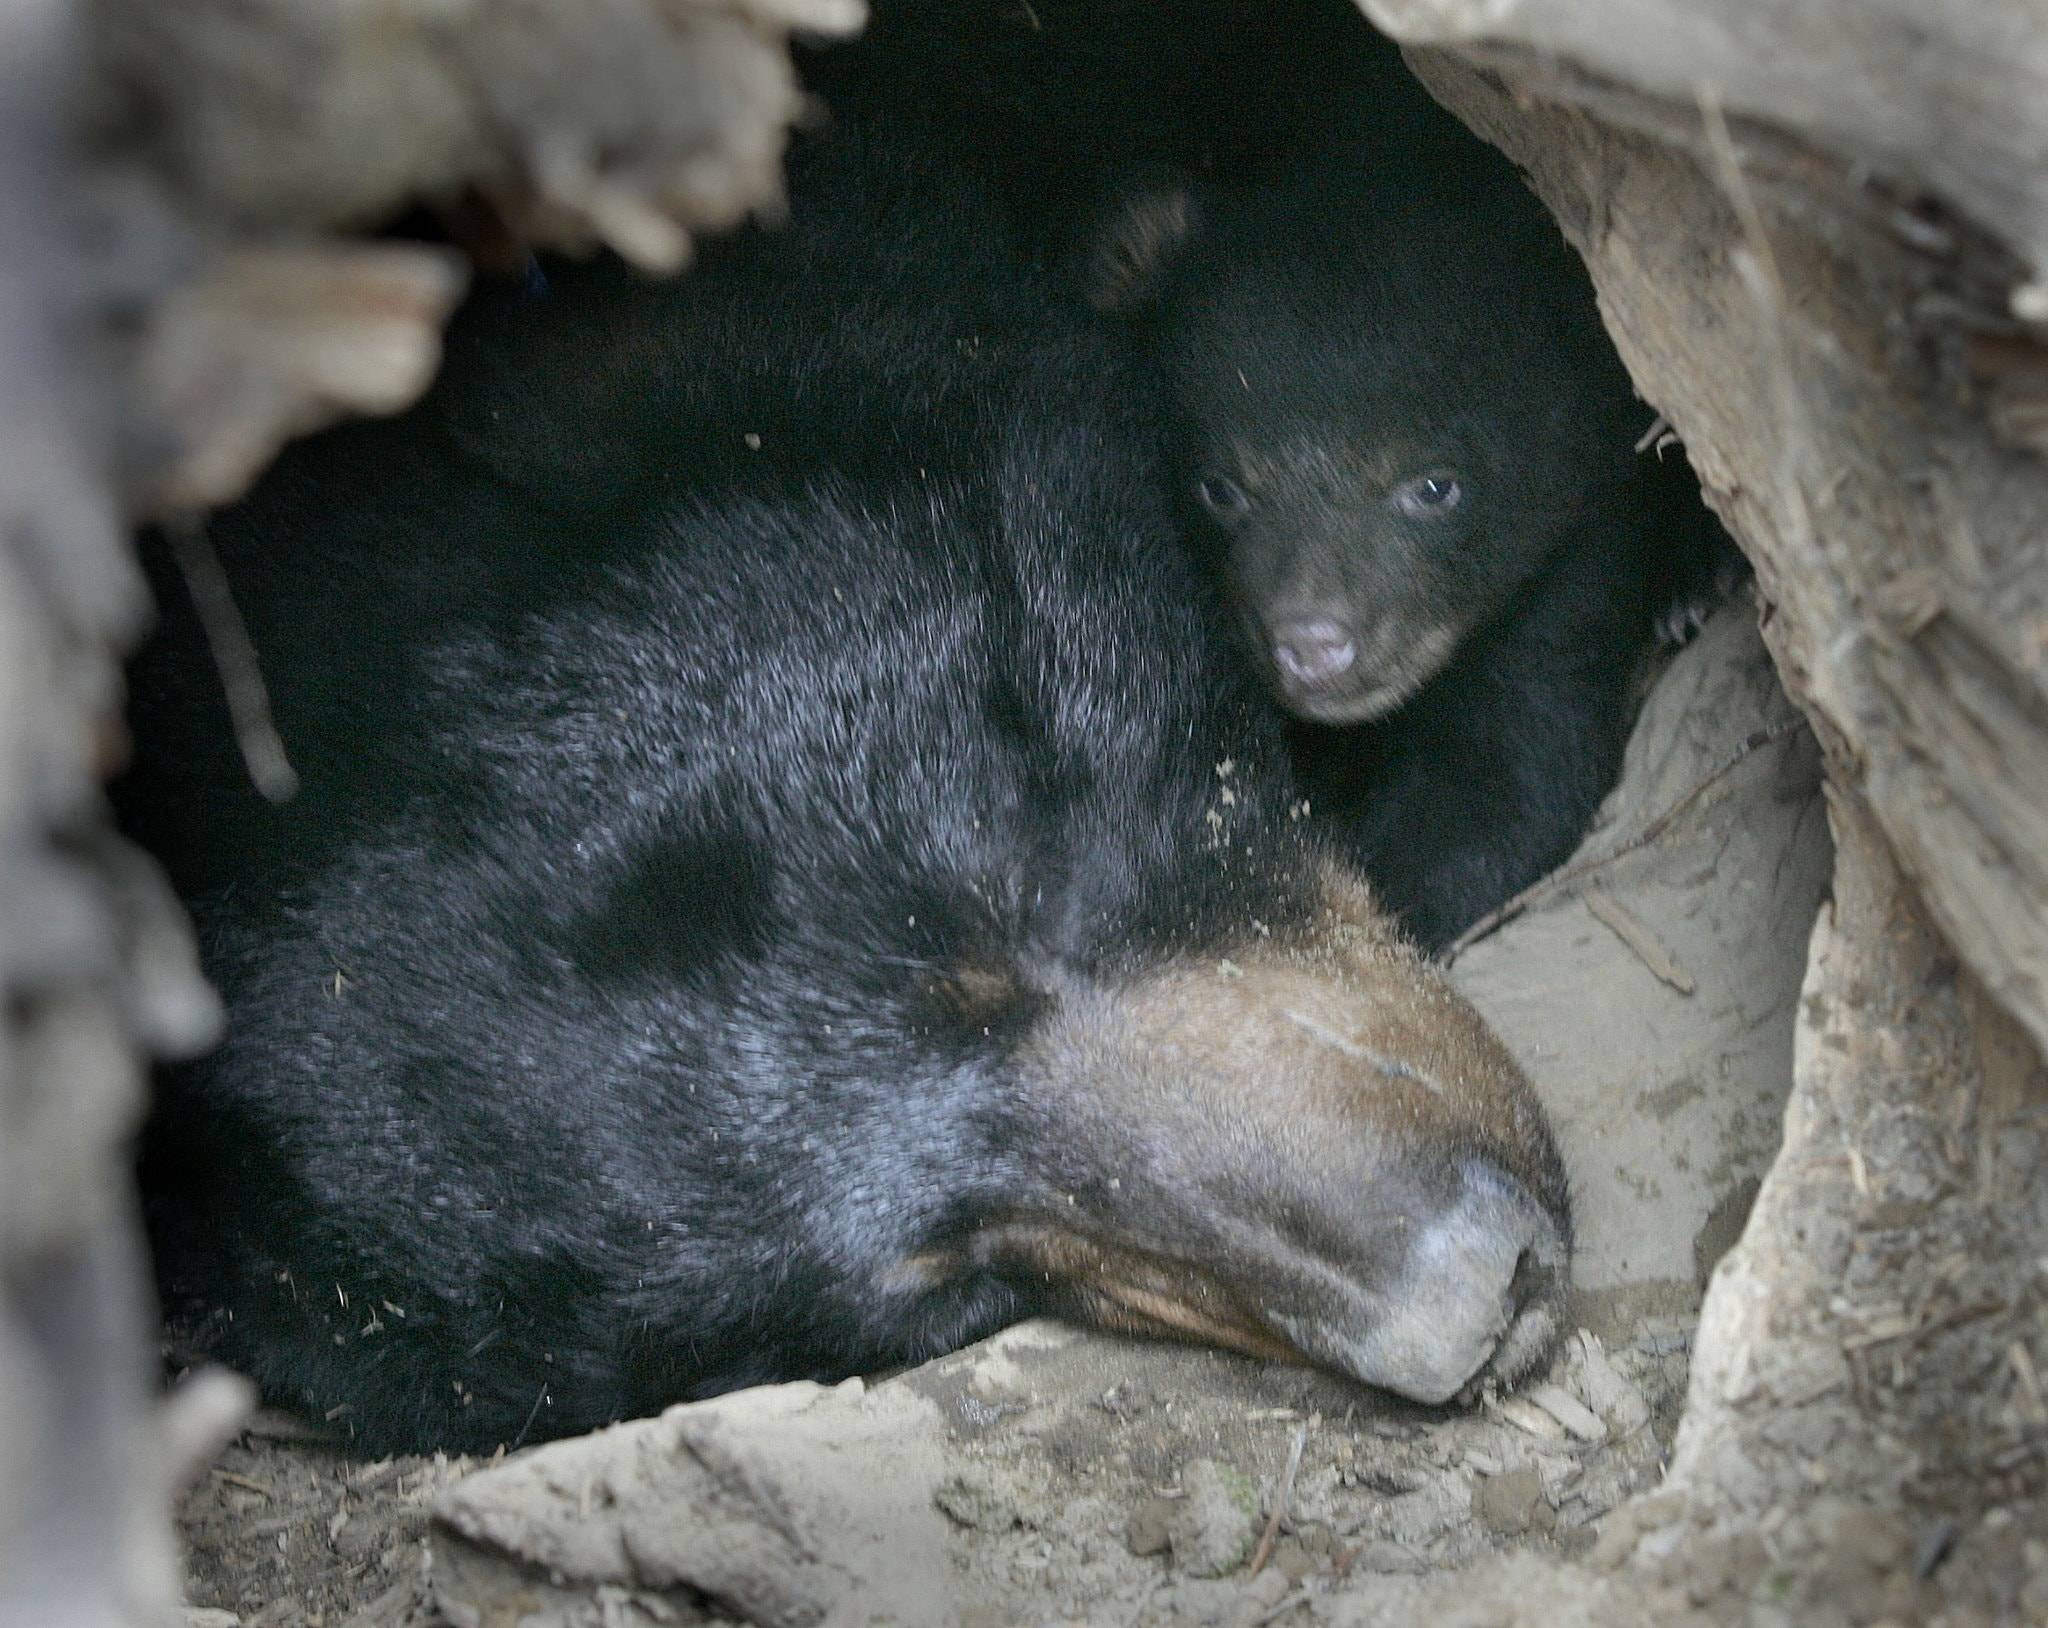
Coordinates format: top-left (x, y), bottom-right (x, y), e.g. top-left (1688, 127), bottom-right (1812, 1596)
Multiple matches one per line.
top-left (1247, 1421), bottom-right (1310, 1578)
top-left (349, 1459), bottom-right (404, 1492)
top-left (164, 513), bottom-right (300, 802)
top-left (1583, 888), bottom-right (1695, 993)
top-left (1332, 1541), bottom-right (1365, 1577)
top-left (2008, 1342), bottom-right (2047, 1428)
top-left (1633, 414), bottom-right (1681, 458)
top-left (1444, 719), bottom-right (1802, 961)
top-left (1842, 1298), bottom-right (2008, 1352)
top-left (507, 1382), bottom-right (550, 1451)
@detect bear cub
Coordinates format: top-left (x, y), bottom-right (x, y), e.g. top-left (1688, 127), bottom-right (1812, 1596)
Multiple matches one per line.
top-left (1089, 83), bottom-right (1737, 949)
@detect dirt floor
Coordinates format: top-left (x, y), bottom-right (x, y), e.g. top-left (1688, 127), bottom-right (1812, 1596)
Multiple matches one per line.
top-left (174, 606), bottom-right (1850, 1626)
top-left (176, 1320), bottom-right (1693, 1628)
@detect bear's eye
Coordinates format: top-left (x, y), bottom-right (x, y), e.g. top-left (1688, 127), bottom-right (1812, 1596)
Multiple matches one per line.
top-left (1197, 474), bottom-right (1251, 520)
top-left (1392, 473), bottom-right (1463, 519)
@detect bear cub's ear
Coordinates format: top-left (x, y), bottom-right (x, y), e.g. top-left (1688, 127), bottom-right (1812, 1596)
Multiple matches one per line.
top-left (1082, 182), bottom-right (1203, 313)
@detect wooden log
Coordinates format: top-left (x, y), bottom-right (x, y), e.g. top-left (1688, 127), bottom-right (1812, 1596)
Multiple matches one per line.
top-left (1359, 0), bottom-right (2048, 290)
top-left (4, 4), bottom-right (843, 1620)
top-left (1368, 26), bottom-right (2048, 1066)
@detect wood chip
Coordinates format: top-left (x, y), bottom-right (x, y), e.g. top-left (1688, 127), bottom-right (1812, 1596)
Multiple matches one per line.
top-left (2007, 1341), bottom-right (2047, 1426)
top-left (1521, 1383), bottom-right (1609, 1444)
top-left (1496, 1397), bottom-right (1567, 1439)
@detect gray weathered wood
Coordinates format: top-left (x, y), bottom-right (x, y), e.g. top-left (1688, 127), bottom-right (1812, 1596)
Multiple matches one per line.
top-left (1384, 34), bottom-right (2048, 1066)
top-left (0, 6), bottom-right (217, 1624)
top-left (4, 4), bottom-right (844, 1622)
top-left (1362, 0), bottom-right (2048, 291)
top-left (87, 0), bottom-right (865, 261)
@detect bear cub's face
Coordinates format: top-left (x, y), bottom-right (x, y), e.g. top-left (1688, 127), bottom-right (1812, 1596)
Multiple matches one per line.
top-left (1090, 177), bottom-right (1644, 724)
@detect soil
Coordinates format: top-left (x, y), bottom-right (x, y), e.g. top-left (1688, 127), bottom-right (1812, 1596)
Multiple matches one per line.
top-left (176, 1321), bottom-right (1692, 1628)
top-left (172, 607), bottom-right (1851, 1627)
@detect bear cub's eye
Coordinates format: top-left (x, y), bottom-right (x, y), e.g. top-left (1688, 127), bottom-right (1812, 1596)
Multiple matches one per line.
top-left (1197, 474), bottom-right (1252, 520)
top-left (1392, 473), bottom-right (1464, 519)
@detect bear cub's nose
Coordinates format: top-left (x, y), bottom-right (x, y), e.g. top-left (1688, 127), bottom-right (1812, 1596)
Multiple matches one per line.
top-left (1270, 618), bottom-right (1357, 690)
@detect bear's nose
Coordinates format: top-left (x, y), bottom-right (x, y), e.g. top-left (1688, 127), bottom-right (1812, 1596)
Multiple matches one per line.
top-left (1268, 1159), bottom-right (1571, 1406)
top-left (1270, 619), bottom-right (1357, 690)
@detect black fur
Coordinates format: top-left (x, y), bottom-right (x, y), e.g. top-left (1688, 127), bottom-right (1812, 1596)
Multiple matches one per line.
top-left (1084, 55), bottom-right (1732, 950)
top-left (811, 0), bottom-right (1740, 948)
top-left (124, 137), bottom-right (1358, 1454)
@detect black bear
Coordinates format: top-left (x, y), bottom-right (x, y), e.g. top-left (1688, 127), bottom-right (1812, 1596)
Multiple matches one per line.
top-left (808, 0), bottom-right (1738, 950)
top-left (1086, 87), bottom-right (1731, 950)
top-left (124, 133), bottom-right (1571, 1456)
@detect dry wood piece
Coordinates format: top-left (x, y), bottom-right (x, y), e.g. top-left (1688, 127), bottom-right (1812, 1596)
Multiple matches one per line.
top-left (135, 242), bottom-right (464, 512)
top-left (1247, 1421), bottom-right (1311, 1578)
top-left (87, 0), bottom-right (865, 261)
top-left (1359, 0), bottom-right (2048, 287)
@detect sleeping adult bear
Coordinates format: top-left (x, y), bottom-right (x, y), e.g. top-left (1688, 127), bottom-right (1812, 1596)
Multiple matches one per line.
top-left (124, 133), bottom-right (1570, 1456)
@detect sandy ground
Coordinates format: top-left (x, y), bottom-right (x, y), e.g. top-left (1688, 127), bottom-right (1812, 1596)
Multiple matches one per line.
top-left (174, 606), bottom-right (1840, 1626)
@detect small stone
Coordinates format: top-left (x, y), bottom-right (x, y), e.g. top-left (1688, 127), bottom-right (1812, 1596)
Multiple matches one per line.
top-left (1472, 1467), bottom-right (1553, 1537)
top-left (1127, 1496), bottom-right (1175, 1557)
top-left (1167, 1460), bottom-right (1259, 1577)
top-left (934, 1473), bottom-right (1017, 1532)
top-left (1272, 1540), bottom-right (1317, 1582)
top-left (1820, 1503), bottom-right (1911, 1572)
top-left (1378, 1480), bottom-right (1468, 1547)
top-left (1345, 1540), bottom-right (1430, 1576)
top-left (1242, 1568), bottom-right (1291, 1608)
top-left (184, 1612), bottom-right (242, 1628)
top-left (1162, 1578), bottom-right (1239, 1626)
top-left (1587, 1512), bottom-right (1644, 1572)
top-left (331, 1514), bottom-right (386, 1562)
